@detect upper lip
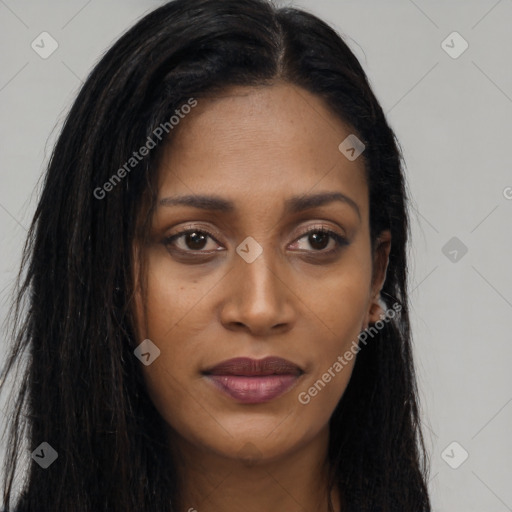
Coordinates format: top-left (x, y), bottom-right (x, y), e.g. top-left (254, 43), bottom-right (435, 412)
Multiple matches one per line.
top-left (203, 357), bottom-right (303, 376)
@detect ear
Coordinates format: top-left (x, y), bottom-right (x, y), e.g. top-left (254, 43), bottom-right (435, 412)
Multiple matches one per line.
top-left (365, 230), bottom-right (392, 326)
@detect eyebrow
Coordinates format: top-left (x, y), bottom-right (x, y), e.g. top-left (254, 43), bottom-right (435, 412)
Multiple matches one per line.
top-left (158, 191), bottom-right (361, 219)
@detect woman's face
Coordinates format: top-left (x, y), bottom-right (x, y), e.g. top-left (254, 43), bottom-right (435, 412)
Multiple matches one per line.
top-left (133, 83), bottom-right (390, 463)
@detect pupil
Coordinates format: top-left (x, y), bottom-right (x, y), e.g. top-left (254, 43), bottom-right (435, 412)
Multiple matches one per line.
top-left (186, 232), bottom-right (207, 250)
top-left (310, 232), bottom-right (328, 250)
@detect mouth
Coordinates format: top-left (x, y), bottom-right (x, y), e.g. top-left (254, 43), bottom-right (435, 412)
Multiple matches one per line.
top-left (202, 356), bottom-right (304, 404)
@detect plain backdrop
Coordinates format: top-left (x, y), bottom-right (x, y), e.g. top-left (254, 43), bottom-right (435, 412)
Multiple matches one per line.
top-left (1, 1), bottom-right (511, 510)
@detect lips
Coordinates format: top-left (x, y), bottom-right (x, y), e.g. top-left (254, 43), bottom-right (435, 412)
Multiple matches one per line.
top-left (203, 356), bottom-right (303, 377)
top-left (203, 357), bottom-right (304, 404)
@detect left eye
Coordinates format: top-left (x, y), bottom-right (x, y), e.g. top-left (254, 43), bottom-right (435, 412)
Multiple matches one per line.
top-left (291, 228), bottom-right (348, 252)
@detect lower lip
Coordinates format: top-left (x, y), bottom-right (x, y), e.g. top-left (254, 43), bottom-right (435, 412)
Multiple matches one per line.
top-left (205, 374), bottom-right (300, 404)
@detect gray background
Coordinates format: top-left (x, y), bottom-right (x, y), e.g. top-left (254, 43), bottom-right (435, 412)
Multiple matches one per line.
top-left (1, 0), bottom-right (511, 510)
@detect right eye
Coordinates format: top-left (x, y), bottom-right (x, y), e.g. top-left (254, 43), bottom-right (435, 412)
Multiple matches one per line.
top-left (162, 228), bottom-right (224, 254)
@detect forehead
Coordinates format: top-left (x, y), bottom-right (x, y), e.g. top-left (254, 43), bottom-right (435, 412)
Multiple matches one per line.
top-left (156, 83), bottom-right (368, 218)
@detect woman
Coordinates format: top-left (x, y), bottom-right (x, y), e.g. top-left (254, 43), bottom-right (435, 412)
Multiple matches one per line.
top-left (0, 0), bottom-right (431, 510)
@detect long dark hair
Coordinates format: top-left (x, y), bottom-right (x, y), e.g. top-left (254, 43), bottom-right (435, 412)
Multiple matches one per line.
top-left (0, 0), bottom-right (431, 510)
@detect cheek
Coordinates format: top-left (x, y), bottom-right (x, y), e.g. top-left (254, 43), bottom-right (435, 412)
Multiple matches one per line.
top-left (302, 250), bottom-right (373, 336)
top-left (293, 288), bottom-right (365, 431)
top-left (133, 256), bottom-right (217, 422)
top-left (135, 250), bottom-right (212, 343)
top-left (293, 251), bottom-right (373, 413)
top-left (296, 358), bottom-right (356, 431)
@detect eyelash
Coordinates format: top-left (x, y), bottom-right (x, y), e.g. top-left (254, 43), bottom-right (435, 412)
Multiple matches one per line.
top-left (162, 225), bottom-right (348, 258)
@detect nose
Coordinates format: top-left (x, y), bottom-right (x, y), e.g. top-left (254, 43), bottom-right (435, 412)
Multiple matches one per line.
top-left (219, 249), bottom-right (296, 337)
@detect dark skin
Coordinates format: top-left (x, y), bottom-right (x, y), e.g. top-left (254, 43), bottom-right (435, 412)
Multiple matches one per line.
top-left (134, 82), bottom-right (391, 511)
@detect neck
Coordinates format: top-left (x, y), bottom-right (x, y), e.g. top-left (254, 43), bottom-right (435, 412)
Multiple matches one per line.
top-left (168, 424), bottom-right (340, 512)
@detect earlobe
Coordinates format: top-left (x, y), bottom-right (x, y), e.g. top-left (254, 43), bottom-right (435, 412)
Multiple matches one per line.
top-left (367, 230), bottom-right (392, 324)
top-left (367, 293), bottom-right (387, 324)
